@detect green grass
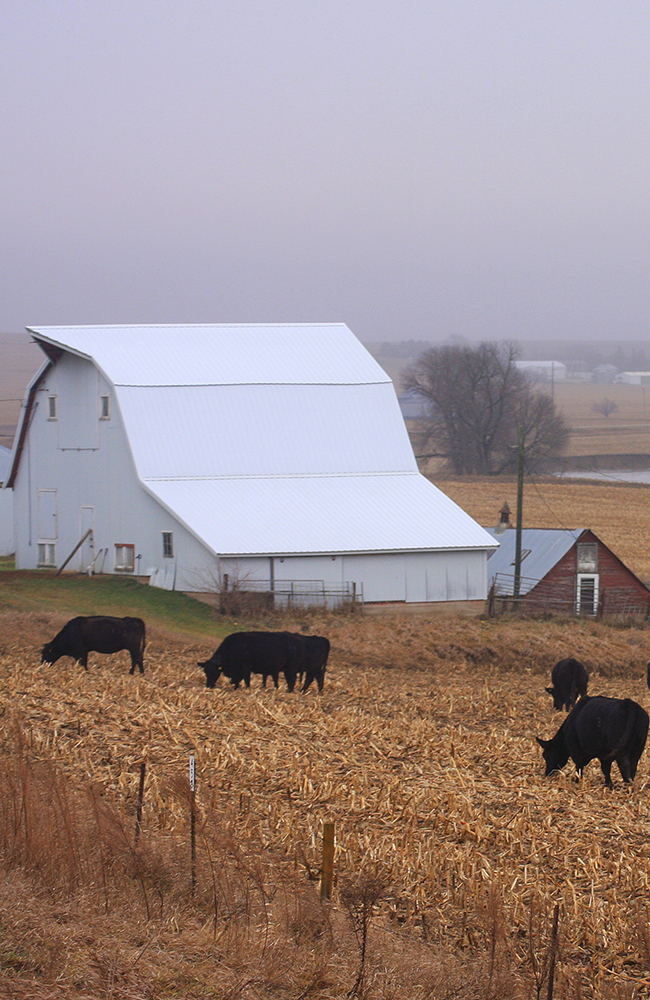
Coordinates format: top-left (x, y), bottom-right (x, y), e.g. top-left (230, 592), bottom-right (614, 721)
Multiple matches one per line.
top-left (0, 569), bottom-right (226, 640)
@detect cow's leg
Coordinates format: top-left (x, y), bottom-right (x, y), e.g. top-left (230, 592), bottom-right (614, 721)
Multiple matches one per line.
top-left (616, 756), bottom-right (632, 783)
top-left (284, 669), bottom-right (296, 693)
top-left (273, 672), bottom-right (279, 689)
top-left (79, 654), bottom-right (88, 671)
top-left (600, 759), bottom-right (614, 787)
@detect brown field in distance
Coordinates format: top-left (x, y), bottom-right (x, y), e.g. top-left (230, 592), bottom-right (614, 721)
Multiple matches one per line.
top-left (434, 475), bottom-right (650, 583)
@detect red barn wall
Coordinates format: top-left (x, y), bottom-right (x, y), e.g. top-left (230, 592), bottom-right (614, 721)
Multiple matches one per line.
top-left (525, 530), bottom-right (649, 616)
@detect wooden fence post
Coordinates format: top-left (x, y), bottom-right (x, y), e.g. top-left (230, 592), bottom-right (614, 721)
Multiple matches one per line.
top-left (321, 821), bottom-right (335, 901)
top-left (134, 760), bottom-right (146, 843)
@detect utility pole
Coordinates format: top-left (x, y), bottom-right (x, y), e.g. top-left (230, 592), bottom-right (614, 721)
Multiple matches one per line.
top-left (513, 426), bottom-right (525, 602)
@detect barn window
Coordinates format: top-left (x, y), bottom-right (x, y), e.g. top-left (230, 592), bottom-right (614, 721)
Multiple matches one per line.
top-left (37, 543), bottom-right (56, 567)
top-left (114, 544), bottom-right (135, 572)
top-left (99, 395), bottom-right (110, 419)
top-left (577, 543), bottom-right (598, 573)
top-left (47, 395), bottom-right (57, 420)
top-left (162, 531), bottom-right (174, 558)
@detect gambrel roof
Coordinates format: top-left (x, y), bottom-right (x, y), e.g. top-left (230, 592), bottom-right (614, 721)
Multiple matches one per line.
top-left (12, 324), bottom-right (497, 558)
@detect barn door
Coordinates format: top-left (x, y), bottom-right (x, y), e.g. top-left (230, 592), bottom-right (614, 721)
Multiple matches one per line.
top-left (37, 489), bottom-right (57, 540)
top-left (577, 574), bottom-right (599, 616)
top-left (79, 506), bottom-right (95, 572)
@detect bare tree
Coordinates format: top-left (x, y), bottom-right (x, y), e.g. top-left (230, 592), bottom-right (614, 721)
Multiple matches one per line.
top-left (402, 341), bottom-right (568, 475)
top-left (592, 398), bottom-right (619, 418)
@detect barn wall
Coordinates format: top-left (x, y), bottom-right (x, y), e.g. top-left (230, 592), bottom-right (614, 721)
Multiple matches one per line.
top-left (526, 531), bottom-right (649, 615)
top-left (195, 550), bottom-right (488, 604)
top-left (0, 488), bottom-right (13, 556)
top-left (12, 355), bottom-right (215, 579)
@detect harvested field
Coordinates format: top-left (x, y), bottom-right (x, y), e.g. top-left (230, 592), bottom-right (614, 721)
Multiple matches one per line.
top-left (435, 475), bottom-right (650, 584)
top-left (2, 607), bottom-right (650, 996)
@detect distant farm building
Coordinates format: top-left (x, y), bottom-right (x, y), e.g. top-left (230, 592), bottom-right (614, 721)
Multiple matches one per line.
top-left (515, 360), bottom-right (566, 383)
top-left (486, 526), bottom-right (649, 618)
top-left (615, 371), bottom-right (650, 385)
top-left (592, 364), bottom-right (620, 384)
top-left (7, 324), bottom-right (497, 610)
top-left (397, 388), bottom-right (429, 420)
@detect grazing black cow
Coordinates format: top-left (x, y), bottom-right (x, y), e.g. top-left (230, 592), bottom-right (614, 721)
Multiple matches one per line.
top-left (198, 631), bottom-right (304, 691)
top-left (536, 695), bottom-right (649, 787)
top-left (41, 616), bottom-right (146, 674)
top-left (291, 634), bottom-right (330, 692)
top-left (546, 657), bottom-right (589, 711)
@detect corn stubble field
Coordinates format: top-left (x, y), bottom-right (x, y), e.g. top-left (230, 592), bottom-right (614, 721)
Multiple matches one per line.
top-left (1, 478), bottom-right (650, 998)
top-left (3, 597), bottom-right (650, 999)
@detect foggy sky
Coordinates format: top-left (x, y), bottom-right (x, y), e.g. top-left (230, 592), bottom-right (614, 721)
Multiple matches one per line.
top-left (3, 1), bottom-right (650, 343)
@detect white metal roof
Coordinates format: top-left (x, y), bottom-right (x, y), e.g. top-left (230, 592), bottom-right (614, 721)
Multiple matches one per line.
top-left (27, 324), bottom-right (388, 386)
top-left (116, 383), bottom-right (416, 479)
top-left (146, 472), bottom-right (496, 556)
top-left (486, 527), bottom-right (582, 594)
top-left (20, 323), bottom-right (497, 557)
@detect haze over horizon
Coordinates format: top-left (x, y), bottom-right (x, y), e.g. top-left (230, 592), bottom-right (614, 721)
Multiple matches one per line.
top-left (3, 2), bottom-right (650, 343)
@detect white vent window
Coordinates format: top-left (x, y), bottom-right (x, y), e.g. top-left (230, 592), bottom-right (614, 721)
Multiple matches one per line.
top-left (38, 542), bottom-right (56, 567)
top-left (100, 395), bottom-right (110, 419)
top-left (47, 395), bottom-right (57, 420)
top-left (115, 544), bottom-right (135, 572)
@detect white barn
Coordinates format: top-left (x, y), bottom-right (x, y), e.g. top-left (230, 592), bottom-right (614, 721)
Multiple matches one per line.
top-left (6, 324), bottom-right (496, 608)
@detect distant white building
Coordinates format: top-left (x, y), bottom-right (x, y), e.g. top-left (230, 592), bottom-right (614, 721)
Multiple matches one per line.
top-left (515, 360), bottom-right (567, 382)
top-left (615, 371), bottom-right (650, 385)
top-left (7, 324), bottom-right (497, 608)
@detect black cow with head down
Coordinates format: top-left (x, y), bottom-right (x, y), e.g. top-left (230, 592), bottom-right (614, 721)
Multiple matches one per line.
top-left (198, 631), bottom-right (305, 691)
top-left (288, 633), bottom-right (330, 692)
top-left (546, 657), bottom-right (589, 711)
top-left (41, 616), bottom-right (146, 674)
top-left (537, 695), bottom-right (649, 787)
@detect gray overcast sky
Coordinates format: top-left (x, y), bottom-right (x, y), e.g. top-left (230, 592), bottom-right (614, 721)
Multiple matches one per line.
top-left (3, 1), bottom-right (650, 342)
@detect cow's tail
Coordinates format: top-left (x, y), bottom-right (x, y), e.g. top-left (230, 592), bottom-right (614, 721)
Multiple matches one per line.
top-left (140, 621), bottom-right (146, 659)
top-left (603, 699), bottom-right (638, 763)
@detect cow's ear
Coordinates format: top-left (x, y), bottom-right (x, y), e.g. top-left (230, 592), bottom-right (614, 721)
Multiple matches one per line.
top-left (545, 687), bottom-right (554, 695)
top-left (536, 737), bottom-right (549, 748)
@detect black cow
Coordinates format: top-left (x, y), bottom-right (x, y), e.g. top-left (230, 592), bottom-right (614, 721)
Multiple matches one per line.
top-left (41, 616), bottom-right (146, 674)
top-left (290, 634), bottom-right (330, 692)
top-left (546, 657), bottom-right (589, 711)
top-left (536, 695), bottom-right (649, 787)
top-left (198, 631), bottom-right (304, 691)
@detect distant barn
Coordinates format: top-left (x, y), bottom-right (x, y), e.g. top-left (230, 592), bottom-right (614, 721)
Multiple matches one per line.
top-left (7, 324), bottom-right (497, 610)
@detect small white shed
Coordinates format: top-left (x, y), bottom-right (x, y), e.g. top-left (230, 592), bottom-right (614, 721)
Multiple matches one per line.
top-left (7, 324), bottom-right (496, 608)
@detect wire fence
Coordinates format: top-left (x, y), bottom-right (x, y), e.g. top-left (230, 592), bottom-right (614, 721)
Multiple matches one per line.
top-left (217, 578), bottom-right (364, 614)
top-left (489, 573), bottom-right (649, 622)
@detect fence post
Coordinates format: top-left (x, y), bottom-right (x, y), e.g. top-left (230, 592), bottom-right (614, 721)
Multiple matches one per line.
top-left (190, 755), bottom-right (196, 895)
top-left (134, 760), bottom-right (146, 843)
top-left (321, 822), bottom-right (335, 901)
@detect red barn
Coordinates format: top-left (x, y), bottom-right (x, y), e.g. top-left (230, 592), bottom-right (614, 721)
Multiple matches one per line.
top-left (486, 527), bottom-right (649, 618)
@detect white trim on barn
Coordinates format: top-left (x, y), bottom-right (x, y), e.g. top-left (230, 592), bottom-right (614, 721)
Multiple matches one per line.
top-left (8, 324), bottom-right (497, 605)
